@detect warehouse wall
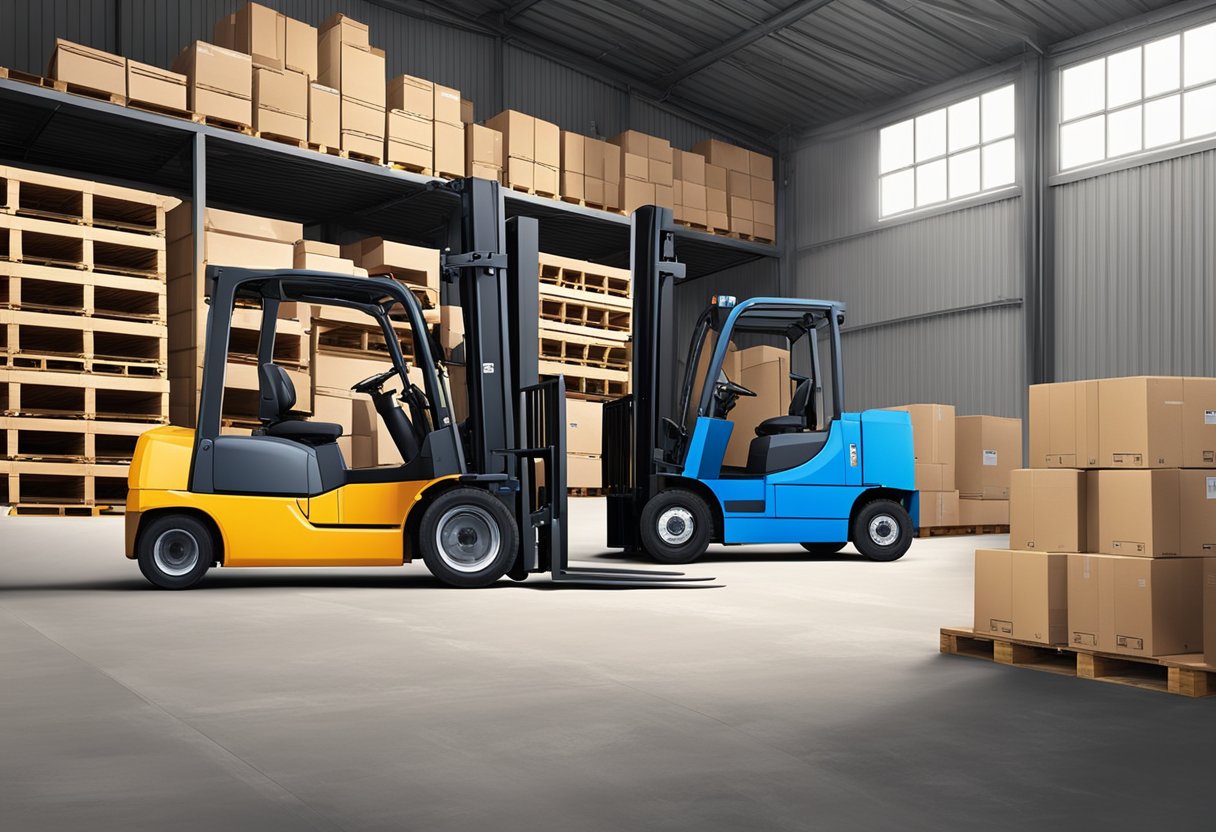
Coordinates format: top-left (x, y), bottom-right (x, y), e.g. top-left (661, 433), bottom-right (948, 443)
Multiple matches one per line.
top-left (788, 70), bottom-right (1027, 419)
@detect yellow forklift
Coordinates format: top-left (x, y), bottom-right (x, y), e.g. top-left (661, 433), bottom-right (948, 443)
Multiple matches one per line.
top-left (124, 179), bottom-right (706, 589)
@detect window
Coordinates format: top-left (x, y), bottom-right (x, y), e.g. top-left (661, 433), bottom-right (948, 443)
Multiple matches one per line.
top-left (1058, 20), bottom-right (1216, 171)
top-left (879, 84), bottom-right (1016, 218)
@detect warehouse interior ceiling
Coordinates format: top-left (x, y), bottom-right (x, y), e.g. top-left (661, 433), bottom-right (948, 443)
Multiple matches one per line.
top-left (381, 0), bottom-right (1186, 146)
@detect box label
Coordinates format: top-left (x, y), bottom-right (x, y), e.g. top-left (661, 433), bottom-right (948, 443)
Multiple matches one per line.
top-left (1205, 410), bottom-right (1216, 425)
top-left (982, 449), bottom-right (998, 466)
top-left (1208, 476), bottom-right (1216, 500)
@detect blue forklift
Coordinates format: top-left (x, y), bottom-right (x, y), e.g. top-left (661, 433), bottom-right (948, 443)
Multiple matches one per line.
top-left (603, 206), bottom-right (918, 564)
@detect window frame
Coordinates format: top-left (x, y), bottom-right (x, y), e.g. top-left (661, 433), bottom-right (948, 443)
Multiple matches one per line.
top-left (877, 83), bottom-right (1019, 221)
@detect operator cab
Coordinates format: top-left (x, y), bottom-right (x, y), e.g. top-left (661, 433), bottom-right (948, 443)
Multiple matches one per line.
top-left (677, 296), bottom-right (843, 478)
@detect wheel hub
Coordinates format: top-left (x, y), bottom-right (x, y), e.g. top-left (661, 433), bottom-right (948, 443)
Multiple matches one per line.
top-left (869, 515), bottom-right (899, 547)
top-left (436, 506), bottom-right (502, 573)
top-left (152, 529), bottom-right (200, 577)
top-left (657, 507), bottom-right (695, 546)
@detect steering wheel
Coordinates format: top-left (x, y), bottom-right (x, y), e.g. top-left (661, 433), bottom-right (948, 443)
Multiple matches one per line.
top-left (350, 367), bottom-right (400, 395)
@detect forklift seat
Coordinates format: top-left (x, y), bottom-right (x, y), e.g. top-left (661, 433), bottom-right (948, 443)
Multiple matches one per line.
top-left (755, 378), bottom-right (812, 437)
top-left (259, 363), bottom-right (344, 445)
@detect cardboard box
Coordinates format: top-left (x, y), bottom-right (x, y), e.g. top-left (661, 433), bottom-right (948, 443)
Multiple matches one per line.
top-left (504, 157), bottom-right (534, 191)
top-left (253, 66), bottom-right (308, 137)
top-left (461, 98), bottom-right (474, 124)
top-left (561, 131), bottom-right (585, 174)
top-left (750, 150), bottom-right (774, 179)
top-left (172, 42), bottom-right (253, 125)
top-left (568, 453), bottom-right (602, 489)
top-left (486, 111), bottom-right (534, 160)
top-left (343, 238), bottom-right (438, 291)
top-left (388, 75), bottom-right (433, 119)
top-left (724, 350), bottom-right (793, 467)
top-left (621, 179), bottom-right (656, 214)
top-left (708, 209), bottom-right (729, 231)
top-left (727, 170), bottom-right (752, 199)
top-left (960, 498), bottom-right (1010, 526)
top-left (433, 121), bottom-right (465, 176)
top-left (387, 109), bottom-right (432, 149)
top-left (705, 162), bottom-right (727, 191)
top-left (729, 195), bottom-right (753, 235)
top-left (751, 176), bottom-right (775, 204)
top-left (681, 181), bottom-right (707, 211)
top-left (602, 142), bottom-right (621, 184)
top-left (622, 153), bottom-right (649, 182)
top-left (693, 138), bottom-right (749, 172)
top-left (707, 186), bottom-right (728, 213)
top-left (566, 399), bottom-right (603, 456)
top-left (466, 123), bottom-right (502, 167)
top-left (1183, 377), bottom-right (1216, 467)
top-left (674, 149), bottom-right (706, 185)
top-left (231, 3), bottom-right (285, 69)
top-left (284, 16), bottom-right (317, 78)
top-left (887, 404), bottom-right (956, 468)
top-left (1097, 376), bottom-right (1184, 468)
top-left (1028, 380), bottom-right (1099, 468)
top-left (1088, 469), bottom-right (1216, 557)
top-left (956, 415), bottom-right (1022, 499)
top-left (469, 162), bottom-right (501, 183)
top-left (534, 117), bottom-right (560, 168)
top-left (1204, 558), bottom-right (1216, 666)
top-left (1009, 468), bottom-right (1086, 552)
top-left (126, 60), bottom-right (187, 110)
top-left (319, 13), bottom-right (370, 49)
top-left (213, 13), bottom-right (236, 50)
top-left (293, 239), bottom-right (341, 259)
top-left (974, 549), bottom-right (1068, 644)
top-left (49, 39), bottom-right (126, 97)
top-left (167, 205), bottom-right (302, 244)
top-left (439, 305), bottom-right (464, 354)
top-left (654, 183), bottom-right (674, 209)
top-left (341, 96), bottom-right (384, 139)
top-left (561, 171), bottom-right (584, 201)
top-left (433, 83), bottom-right (462, 126)
top-left (307, 83), bottom-right (340, 148)
top-left (319, 37), bottom-right (385, 108)
top-left (649, 158), bottom-right (674, 186)
top-left (915, 462), bottom-right (951, 491)
top-left (1068, 554), bottom-right (1202, 656)
top-left (918, 490), bottom-right (960, 528)
top-left (534, 163), bottom-right (559, 197)
top-left (610, 130), bottom-right (652, 157)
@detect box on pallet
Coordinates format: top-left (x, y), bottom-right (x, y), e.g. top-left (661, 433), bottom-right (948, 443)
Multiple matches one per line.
top-left (568, 454), bottom-right (602, 490)
top-left (959, 498), bottom-right (1010, 526)
top-left (919, 491), bottom-right (960, 528)
top-left (974, 549), bottom-right (1067, 645)
top-left (1009, 468), bottom-right (1086, 552)
top-left (126, 61), bottom-right (187, 111)
top-left (1068, 554), bottom-right (1203, 656)
top-left (1028, 380), bottom-right (1098, 468)
top-left (252, 66), bottom-right (309, 140)
top-left (49, 39), bottom-right (127, 98)
top-left (308, 83), bottom-right (339, 147)
top-left (434, 121), bottom-right (465, 177)
top-left (1086, 469), bottom-right (1216, 558)
top-left (172, 42), bottom-right (253, 125)
top-left (956, 415), bottom-right (1021, 499)
top-left (341, 238), bottom-right (438, 294)
top-left (887, 404), bottom-right (956, 490)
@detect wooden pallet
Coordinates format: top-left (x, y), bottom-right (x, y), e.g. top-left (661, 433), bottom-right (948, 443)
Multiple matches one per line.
top-left (675, 219), bottom-right (710, 232)
top-left (546, 371), bottom-right (629, 401)
top-left (0, 214), bottom-right (166, 279)
top-left (197, 114), bottom-right (254, 135)
top-left (1, 416), bottom-right (148, 464)
top-left (255, 131), bottom-right (308, 150)
top-left (506, 183), bottom-right (559, 200)
top-left (1, 262), bottom-right (167, 324)
top-left (7, 503), bottom-right (123, 517)
top-left (567, 487), bottom-right (605, 498)
top-left (0, 459), bottom-right (131, 506)
top-left (918, 524), bottom-right (1009, 538)
top-left (1, 308), bottom-right (167, 378)
top-left (940, 627), bottom-right (1216, 698)
top-left (538, 253), bottom-right (631, 300)
top-left (345, 150), bottom-right (383, 166)
top-left (539, 330), bottom-right (631, 371)
top-left (386, 161), bottom-right (433, 176)
top-left (127, 99), bottom-right (195, 122)
top-left (1, 368), bottom-right (169, 423)
top-left (539, 296), bottom-right (631, 336)
top-left (309, 142), bottom-right (344, 158)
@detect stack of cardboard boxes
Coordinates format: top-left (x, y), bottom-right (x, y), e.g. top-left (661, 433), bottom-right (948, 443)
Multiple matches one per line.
top-left (487, 111), bottom-right (560, 197)
top-left (466, 123), bottom-right (504, 182)
top-left (165, 205), bottom-right (310, 428)
top-left (317, 13), bottom-right (386, 160)
top-left (213, 3), bottom-right (318, 143)
top-left (887, 404), bottom-right (958, 528)
top-left (612, 131), bottom-right (674, 214)
top-left (558, 133), bottom-right (622, 210)
top-left (721, 345), bottom-right (793, 469)
top-left (693, 140), bottom-right (774, 241)
top-left (386, 75), bottom-right (465, 176)
top-left (673, 150), bottom-right (708, 229)
top-left (50, 38), bottom-right (189, 115)
top-left (956, 415), bottom-right (1021, 525)
top-left (566, 399), bottom-right (604, 490)
top-left (172, 41), bottom-right (253, 128)
top-left (974, 375), bottom-right (1216, 661)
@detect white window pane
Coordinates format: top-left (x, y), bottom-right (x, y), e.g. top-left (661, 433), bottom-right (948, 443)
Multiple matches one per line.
top-left (881, 169), bottom-right (915, 216)
top-left (916, 159), bottom-right (947, 206)
top-left (1184, 22), bottom-right (1216, 86)
top-left (982, 138), bottom-right (1015, 189)
top-left (982, 84), bottom-right (1015, 141)
top-left (1062, 58), bottom-right (1105, 120)
top-left (1144, 94), bottom-right (1181, 148)
top-left (1107, 105), bottom-right (1143, 157)
top-left (880, 119), bottom-right (914, 173)
top-left (1144, 35), bottom-right (1180, 96)
top-left (1106, 47), bottom-right (1142, 108)
top-left (949, 149), bottom-right (981, 198)
top-left (948, 97), bottom-right (980, 151)
top-left (915, 108), bottom-right (947, 161)
top-left (1060, 114), bottom-right (1106, 169)
top-left (1183, 85), bottom-right (1216, 139)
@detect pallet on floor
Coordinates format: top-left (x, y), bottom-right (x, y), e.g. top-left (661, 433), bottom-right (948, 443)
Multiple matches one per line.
top-left (0, 213), bottom-right (166, 278)
top-left (918, 524), bottom-right (1009, 538)
top-left (940, 626), bottom-right (1216, 698)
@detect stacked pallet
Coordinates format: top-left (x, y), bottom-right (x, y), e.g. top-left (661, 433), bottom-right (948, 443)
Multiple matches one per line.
top-left (166, 204), bottom-right (310, 430)
top-left (0, 165), bottom-right (174, 514)
top-left (971, 376), bottom-right (1216, 663)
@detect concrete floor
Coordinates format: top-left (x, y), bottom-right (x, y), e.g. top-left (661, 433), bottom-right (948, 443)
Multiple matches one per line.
top-left (1, 500), bottom-right (1213, 831)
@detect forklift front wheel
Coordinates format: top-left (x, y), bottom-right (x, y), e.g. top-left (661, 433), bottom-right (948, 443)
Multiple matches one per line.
top-left (850, 499), bottom-right (913, 562)
top-left (420, 488), bottom-right (520, 588)
top-left (640, 490), bottom-right (712, 564)
top-left (136, 513), bottom-right (215, 590)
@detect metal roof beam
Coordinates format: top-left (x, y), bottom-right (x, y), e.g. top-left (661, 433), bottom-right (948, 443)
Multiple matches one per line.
top-left (656, 0), bottom-right (838, 90)
top-left (902, 0), bottom-right (1044, 54)
top-left (502, 0), bottom-right (546, 22)
top-left (860, 0), bottom-right (990, 65)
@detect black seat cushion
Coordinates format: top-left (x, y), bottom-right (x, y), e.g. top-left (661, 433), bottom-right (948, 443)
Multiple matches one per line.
top-left (755, 414), bottom-right (806, 437)
top-left (259, 363), bottom-right (297, 422)
top-left (266, 419), bottom-right (344, 443)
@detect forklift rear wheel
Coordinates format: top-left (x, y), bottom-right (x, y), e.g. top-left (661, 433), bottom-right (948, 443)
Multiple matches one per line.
top-left (137, 513), bottom-right (214, 590)
top-left (800, 542), bottom-right (847, 556)
top-left (851, 499), bottom-right (913, 562)
top-left (640, 490), bottom-right (712, 564)
top-left (420, 488), bottom-right (519, 588)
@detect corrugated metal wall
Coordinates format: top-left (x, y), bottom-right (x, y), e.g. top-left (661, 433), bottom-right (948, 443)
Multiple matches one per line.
top-left (1053, 147), bottom-right (1216, 382)
top-left (4, 0), bottom-right (117, 75)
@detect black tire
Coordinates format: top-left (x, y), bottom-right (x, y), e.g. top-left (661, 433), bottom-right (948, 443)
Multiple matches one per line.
top-left (639, 489), bottom-right (712, 564)
top-left (137, 513), bottom-right (215, 590)
top-left (800, 542), bottom-right (847, 556)
top-left (419, 488), bottom-right (519, 588)
top-left (851, 499), bottom-right (913, 562)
